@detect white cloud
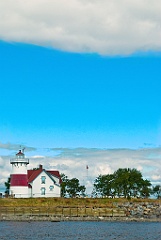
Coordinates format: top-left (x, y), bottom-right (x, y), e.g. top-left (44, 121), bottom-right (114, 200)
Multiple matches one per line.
top-left (0, 157), bottom-right (3, 165)
top-left (0, 142), bottom-right (36, 151)
top-left (32, 155), bottom-right (45, 159)
top-left (0, 0), bottom-right (161, 55)
top-left (1, 146), bottom-right (161, 194)
top-left (0, 156), bottom-right (11, 190)
top-left (152, 175), bottom-right (161, 181)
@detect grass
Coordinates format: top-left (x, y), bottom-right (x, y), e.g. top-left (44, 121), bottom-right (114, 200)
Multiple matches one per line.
top-left (0, 197), bottom-right (159, 208)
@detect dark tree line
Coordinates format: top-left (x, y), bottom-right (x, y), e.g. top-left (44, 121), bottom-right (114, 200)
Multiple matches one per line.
top-left (61, 174), bottom-right (86, 198)
top-left (92, 168), bottom-right (155, 199)
top-left (60, 168), bottom-right (161, 199)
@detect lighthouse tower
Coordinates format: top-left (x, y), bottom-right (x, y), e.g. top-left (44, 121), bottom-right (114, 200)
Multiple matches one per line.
top-left (10, 149), bottom-right (29, 198)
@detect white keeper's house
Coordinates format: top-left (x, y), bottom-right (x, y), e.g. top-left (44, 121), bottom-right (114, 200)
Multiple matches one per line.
top-left (10, 149), bottom-right (61, 198)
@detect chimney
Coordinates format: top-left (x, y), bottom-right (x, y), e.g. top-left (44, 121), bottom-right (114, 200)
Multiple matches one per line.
top-left (39, 164), bottom-right (43, 169)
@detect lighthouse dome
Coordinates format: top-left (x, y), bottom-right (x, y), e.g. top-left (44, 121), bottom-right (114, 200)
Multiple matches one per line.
top-left (16, 149), bottom-right (24, 158)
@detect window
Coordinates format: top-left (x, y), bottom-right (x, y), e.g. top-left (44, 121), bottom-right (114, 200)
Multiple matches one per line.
top-left (41, 187), bottom-right (46, 195)
top-left (41, 176), bottom-right (46, 184)
top-left (49, 185), bottom-right (54, 191)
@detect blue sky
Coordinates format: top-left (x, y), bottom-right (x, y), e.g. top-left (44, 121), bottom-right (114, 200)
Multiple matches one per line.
top-left (0, 0), bottom-right (161, 194)
top-left (1, 42), bottom-right (161, 149)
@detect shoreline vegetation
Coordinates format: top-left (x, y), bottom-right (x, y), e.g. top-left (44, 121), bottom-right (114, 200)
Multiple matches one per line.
top-left (0, 198), bottom-right (161, 222)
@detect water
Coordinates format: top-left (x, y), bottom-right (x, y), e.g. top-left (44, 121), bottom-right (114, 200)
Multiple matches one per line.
top-left (0, 221), bottom-right (161, 240)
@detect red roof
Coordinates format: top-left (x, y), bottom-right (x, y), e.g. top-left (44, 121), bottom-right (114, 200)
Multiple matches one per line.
top-left (16, 150), bottom-right (24, 155)
top-left (28, 168), bottom-right (43, 183)
top-left (10, 174), bottom-right (28, 187)
top-left (27, 168), bottom-right (61, 184)
top-left (47, 171), bottom-right (62, 184)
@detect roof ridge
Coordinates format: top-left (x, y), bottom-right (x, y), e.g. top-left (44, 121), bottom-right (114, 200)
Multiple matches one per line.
top-left (28, 168), bottom-right (43, 182)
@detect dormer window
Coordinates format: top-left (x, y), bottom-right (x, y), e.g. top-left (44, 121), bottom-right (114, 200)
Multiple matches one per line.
top-left (41, 176), bottom-right (46, 184)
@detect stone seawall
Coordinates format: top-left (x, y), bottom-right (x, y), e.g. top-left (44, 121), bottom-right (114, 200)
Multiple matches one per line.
top-left (1, 201), bottom-right (161, 222)
top-left (115, 201), bottom-right (161, 221)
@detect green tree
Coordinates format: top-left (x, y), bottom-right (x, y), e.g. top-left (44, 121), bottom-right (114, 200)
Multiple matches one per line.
top-left (60, 173), bottom-right (68, 197)
top-left (93, 174), bottom-right (114, 197)
top-left (66, 178), bottom-right (86, 198)
top-left (113, 168), bottom-right (131, 198)
top-left (93, 168), bottom-right (152, 199)
top-left (113, 168), bottom-right (148, 198)
top-left (60, 174), bottom-right (86, 198)
top-left (152, 185), bottom-right (161, 199)
top-left (4, 177), bottom-right (10, 195)
top-left (140, 179), bottom-right (152, 198)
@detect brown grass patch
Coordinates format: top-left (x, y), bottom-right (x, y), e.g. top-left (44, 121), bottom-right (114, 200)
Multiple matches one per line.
top-left (0, 197), bottom-right (158, 208)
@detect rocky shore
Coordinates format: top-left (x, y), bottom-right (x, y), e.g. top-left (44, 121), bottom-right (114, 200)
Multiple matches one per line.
top-left (1, 215), bottom-right (161, 222)
top-left (117, 201), bottom-right (161, 218)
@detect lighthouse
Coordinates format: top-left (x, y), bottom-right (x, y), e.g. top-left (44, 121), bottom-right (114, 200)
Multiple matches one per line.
top-left (10, 148), bottom-right (29, 198)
